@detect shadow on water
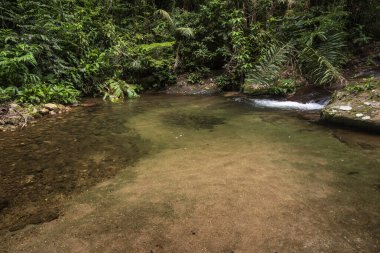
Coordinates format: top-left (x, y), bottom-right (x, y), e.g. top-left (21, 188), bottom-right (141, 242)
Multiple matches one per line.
top-left (161, 111), bottom-right (225, 130)
top-left (0, 102), bottom-right (152, 232)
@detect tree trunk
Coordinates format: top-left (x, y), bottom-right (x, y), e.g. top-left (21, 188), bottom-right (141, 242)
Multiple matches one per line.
top-left (174, 43), bottom-right (182, 71)
top-left (252, 0), bottom-right (257, 23)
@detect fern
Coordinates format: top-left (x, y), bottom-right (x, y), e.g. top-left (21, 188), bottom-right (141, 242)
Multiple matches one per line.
top-left (299, 32), bottom-right (346, 86)
top-left (246, 43), bottom-right (292, 86)
top-left (176, 27), bottom-right (194, 38)
top-left (100, 78), bottom-right (140, 102)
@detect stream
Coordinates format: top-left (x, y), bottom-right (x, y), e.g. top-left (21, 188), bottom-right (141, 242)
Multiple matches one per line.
top-left (1, 94), bottom-right (380, 252)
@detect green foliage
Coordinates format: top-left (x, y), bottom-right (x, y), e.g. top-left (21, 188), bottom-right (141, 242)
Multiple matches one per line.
top-left (99, 78), bottom-right (141, 102)
top-left (351, 25), bottom-right (372, 47)
top-left (0, 0), bottom-right (376, 101)
top-left (215, 74), bottom-right (241, 90)
top-left (246, 43), bottom-right (293, 86)
top-left (267, 79), bottom-right (297, 96)
top-left (0, 40), bottom-right (41, 86)
top-left (16, 83), bottom-right (80, 104)
top-left (1, 82), bottom-right (80, 105)
top-left (345, 77), bottom-right (378, 93)
top-left (187, 72), bottom-right (203, 84)
top-left (16, 83), bottom-right (80, 105)
top-left (300, 38), bottom-right (346, 86)
top-left (0, 86), bottom-right (18, 103)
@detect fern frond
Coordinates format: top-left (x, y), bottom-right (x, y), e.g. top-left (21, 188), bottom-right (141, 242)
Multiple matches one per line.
top-left (155, 9), bottom-right (174, 25)
top-left (300, 32), bottom-right (346, 86)
top-left (246, 43), bottom-right (292, 86)
top-left (176, 27), bottom-right (194, 38)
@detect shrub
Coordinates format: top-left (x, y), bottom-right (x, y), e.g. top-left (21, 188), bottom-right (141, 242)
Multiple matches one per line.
top-left (17, 83), bottom-right (80, 105)
top-left (99, 78), bottom-right (141, 102)
top-left (0, 86), bottom-right (18, 103)
top-left (268, 79), bottom-right (297, 96)
top-left (187, 72), bottom-right (203, 84)
top-left (345, 77), bottom-right (378, 93)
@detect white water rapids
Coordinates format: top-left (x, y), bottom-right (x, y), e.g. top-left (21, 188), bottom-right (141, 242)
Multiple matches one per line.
top-left (235, 98), bottom-right (330, 111)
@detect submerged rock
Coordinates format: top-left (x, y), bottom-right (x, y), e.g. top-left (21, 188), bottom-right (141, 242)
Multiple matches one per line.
top-left (162, 111), bottom-right (225, 130)
top-left (321, 84), bottom-right (380, 132)
top-left (0, 199), bottom-right (9, 212)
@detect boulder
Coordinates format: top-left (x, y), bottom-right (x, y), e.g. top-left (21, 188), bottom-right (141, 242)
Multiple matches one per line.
top-left (44, 103), bottom-right (58, 111)
top-left (321, 87), bottom-right (380, 132)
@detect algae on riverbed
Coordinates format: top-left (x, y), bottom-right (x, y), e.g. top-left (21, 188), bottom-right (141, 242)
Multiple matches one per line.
top-left (1, 95), bottom-right (380, 252)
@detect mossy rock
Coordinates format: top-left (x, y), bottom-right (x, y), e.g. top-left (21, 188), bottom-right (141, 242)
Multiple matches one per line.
top-left (321, 84), bottom-right (380, 132)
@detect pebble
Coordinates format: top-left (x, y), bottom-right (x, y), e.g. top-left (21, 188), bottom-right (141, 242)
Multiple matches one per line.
top-left (356, 113), bottom-right (364, 117)
top-left (362, 116), bottom-right (371, 120)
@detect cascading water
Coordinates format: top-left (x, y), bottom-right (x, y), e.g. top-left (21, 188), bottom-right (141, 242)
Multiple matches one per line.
top-left (234, 97), bottom-right (330, 111)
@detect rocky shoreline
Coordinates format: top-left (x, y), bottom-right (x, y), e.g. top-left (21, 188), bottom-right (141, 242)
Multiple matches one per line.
top-left (1, 79), bottom-right (379, 133)
top-left (0, 103), bottom-right (73, 132)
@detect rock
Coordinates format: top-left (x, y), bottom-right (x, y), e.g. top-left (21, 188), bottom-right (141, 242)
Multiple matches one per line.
top-left (335, 105), bottom-right (352, 111)
top-left (57, 104), bottom-right (66, 110)
top-left (164, 74), bottom-right (221, 95)
top-left (31, 108), bottom-right (38, 114)
top-left (321, 83), bottom-right (380, 132)
top-left (81, 103), bottom-right (96, 107)
top-left (0, 199), bottom-right (9, 212)
top-left (22, 175), bottom-right (35, 185)
top-left (9, 210), bottom-right (59, 232)
top-left (49, 111), bottom-right (57, 115)
top-left (39, 108), bottom-right (50, 115)
top-left (28, 210), bottom-right (59, 225)
top-left (9, 103), bottom-right (20, 109)
top-left (0, 106), bottom-right (9, 115)
top-left (44, 103), bottom-right (58, 111)
top-left (223, 92), bottom-right (241, 98)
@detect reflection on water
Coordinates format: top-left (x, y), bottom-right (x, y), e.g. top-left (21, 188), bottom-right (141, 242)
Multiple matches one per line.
top-left (0, 95), bottom-right (380, 250)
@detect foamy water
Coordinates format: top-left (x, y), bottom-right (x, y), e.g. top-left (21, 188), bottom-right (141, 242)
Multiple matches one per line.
top-left (235, 98), bottom-right (328, 111)
top-left (251, 99), bottom-right (326, 110)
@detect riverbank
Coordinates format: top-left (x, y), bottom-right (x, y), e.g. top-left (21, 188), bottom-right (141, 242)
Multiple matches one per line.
top-left (0, 103), bottom-right (73, 132)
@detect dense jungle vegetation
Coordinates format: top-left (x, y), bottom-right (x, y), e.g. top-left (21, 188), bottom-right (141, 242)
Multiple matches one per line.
top-left (0, 0), bottom-right (379, 104)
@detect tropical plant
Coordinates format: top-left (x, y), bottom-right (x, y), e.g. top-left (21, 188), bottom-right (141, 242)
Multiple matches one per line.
top-left (245, 43), bottom-right (293, 86)
top-left (16, 83), bottom-right (80, 105)
top-left (155, 9), bottom-right (195, 70)
top-left (0, 86), bottom-right (18, 103)
top-left (99, 78), bottom-right (141, 102)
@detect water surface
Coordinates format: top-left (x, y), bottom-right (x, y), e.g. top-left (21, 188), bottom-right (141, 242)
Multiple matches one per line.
top-left (1, 95), bottom-right (380, 252)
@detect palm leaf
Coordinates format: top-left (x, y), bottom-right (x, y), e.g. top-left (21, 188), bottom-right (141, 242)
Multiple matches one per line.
top-left (300, 32), bottom-right (346, 86)
top-left (176, 27), bottom-right (195, 38)
top-left (155, 9), bottom-right (174, 25)
top-left (246, 43), bottom-right (292, 86)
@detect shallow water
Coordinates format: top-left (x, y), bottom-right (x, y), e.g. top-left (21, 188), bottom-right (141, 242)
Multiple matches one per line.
top-left (1, 95), bottom-right (380, 252)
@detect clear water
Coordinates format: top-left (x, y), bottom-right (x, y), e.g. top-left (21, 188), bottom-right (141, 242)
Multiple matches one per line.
top-left (1, 95), bottom-right (380, 252)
